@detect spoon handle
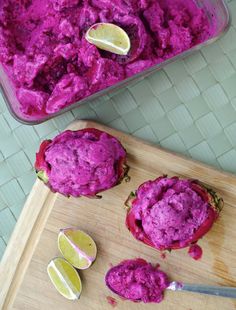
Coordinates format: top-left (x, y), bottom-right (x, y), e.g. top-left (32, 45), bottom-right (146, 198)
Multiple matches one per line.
top-left (180, 283), bottom-right (236, 299)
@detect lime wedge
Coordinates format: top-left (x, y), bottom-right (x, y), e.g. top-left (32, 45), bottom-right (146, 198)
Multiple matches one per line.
top-left (85, 23), bottom-right (131, 55)
top-left (47, 257), bottom-right (82, 300)
top-left (58, 228), bottom-right (97, 270)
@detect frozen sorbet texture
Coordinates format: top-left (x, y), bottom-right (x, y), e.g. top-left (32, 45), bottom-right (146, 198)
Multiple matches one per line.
top-left (105, 259), bottom-right (169, 303)
top-left (188, 244), bottom-right (203, 260)
top-left (127, 176), bottom-right (212, 248)
top-left (0, 0), bottom-right (212, 119)
top-left (35, 128), bottom-right (127, 197)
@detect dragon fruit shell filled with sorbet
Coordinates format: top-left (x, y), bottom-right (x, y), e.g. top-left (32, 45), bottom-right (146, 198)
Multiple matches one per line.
top-left (105, 258), bottom-right (169, 303)
top-left (35, 128), bottom-right (129, 198)
top-left (125, 176), bottom-right (223, 251)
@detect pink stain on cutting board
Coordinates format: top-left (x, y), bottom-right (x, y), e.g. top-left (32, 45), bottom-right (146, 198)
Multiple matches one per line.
top-left (160, 252), bottom-right (166, 259)
top-left (106, 296), bottom-right (118, 307)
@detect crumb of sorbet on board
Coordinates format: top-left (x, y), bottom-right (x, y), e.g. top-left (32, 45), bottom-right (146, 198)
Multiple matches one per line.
top-left (188, 244), bottom-right (203, 260)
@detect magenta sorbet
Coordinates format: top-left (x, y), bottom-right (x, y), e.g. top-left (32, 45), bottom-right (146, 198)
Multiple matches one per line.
top-left (105, 258), bottom-right (169, 303)
top-left (126, 176), bottom-right (223, 251)
top-left (0, 0), bottom-right (213, 119)
top-left (35, 128), bottom-right (128, 197)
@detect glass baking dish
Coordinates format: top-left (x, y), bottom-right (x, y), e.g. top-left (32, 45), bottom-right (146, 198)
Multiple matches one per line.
top-left (0, 0), bottom-right (230, 125)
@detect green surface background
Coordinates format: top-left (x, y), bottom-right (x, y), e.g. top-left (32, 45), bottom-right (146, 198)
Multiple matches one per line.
top-left (0, 0), bottom-right (236, 259)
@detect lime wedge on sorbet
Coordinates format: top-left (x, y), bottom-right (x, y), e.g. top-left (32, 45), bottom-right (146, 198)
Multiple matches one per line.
top-left (47, 257), bottom-right (82, 300)
top-left (85, 23), bottom-right (131, 55)
top-left (58, 228), bottom-right (97, 270)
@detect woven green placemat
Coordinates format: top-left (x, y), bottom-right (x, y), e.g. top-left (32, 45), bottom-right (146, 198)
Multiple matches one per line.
top-left (0, 0), bottom-right (236, 259)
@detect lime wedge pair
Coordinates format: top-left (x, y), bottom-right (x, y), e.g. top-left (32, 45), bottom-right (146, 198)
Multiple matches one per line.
top-left (85, 23), bottom-right (131, 55)
top-left (47, 228), bottom-right (97, 300)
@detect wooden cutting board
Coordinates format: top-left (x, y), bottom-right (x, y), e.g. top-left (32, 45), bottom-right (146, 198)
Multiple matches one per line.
top-left (1, 120), bottom-right (236, 310)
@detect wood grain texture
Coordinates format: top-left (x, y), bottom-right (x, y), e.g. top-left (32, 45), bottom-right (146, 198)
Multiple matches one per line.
top-left (0, 181), bottom-right (57, 309)
top-left (1, 120), bottom-right (236, 310)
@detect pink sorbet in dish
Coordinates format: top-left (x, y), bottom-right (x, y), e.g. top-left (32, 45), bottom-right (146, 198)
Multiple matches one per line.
top-left (126, 176), bottom-right (223, 251)
top-left (105, 258), bottom-right (169, 303)
top-left (35, 128), bottom-right (129, 197)
top-left (0, 0), bottom-right (213, 119)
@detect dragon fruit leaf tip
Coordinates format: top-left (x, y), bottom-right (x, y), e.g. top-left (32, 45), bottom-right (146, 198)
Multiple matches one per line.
top-left (205, 185), bottom-right (224, 213)
top-left (36, 170), bottom-right (49, 183)
top-left (122, 163), bottom-right (130, 183)
top-left (124, 191), bottom-right (136, 210)
top-left (35, 139), bottom-right (51, 169)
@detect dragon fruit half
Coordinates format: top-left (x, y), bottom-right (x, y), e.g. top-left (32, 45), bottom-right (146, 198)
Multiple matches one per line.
top-left (35, 128), bottom-right (129, 198)
top-left (125, 176), bottom-right (223, 251)
top-left (105, 258), bottom-right (169, 303)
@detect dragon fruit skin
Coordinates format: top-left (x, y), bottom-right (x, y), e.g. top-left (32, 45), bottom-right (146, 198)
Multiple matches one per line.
top-left (35, 128), bottom-right (129, 198)
top-left (125, 176), bottom-right (223, 251)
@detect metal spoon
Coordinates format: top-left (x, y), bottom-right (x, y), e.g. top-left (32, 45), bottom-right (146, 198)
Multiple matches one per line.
top-left (168, 282), bottom-right (236, 299)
